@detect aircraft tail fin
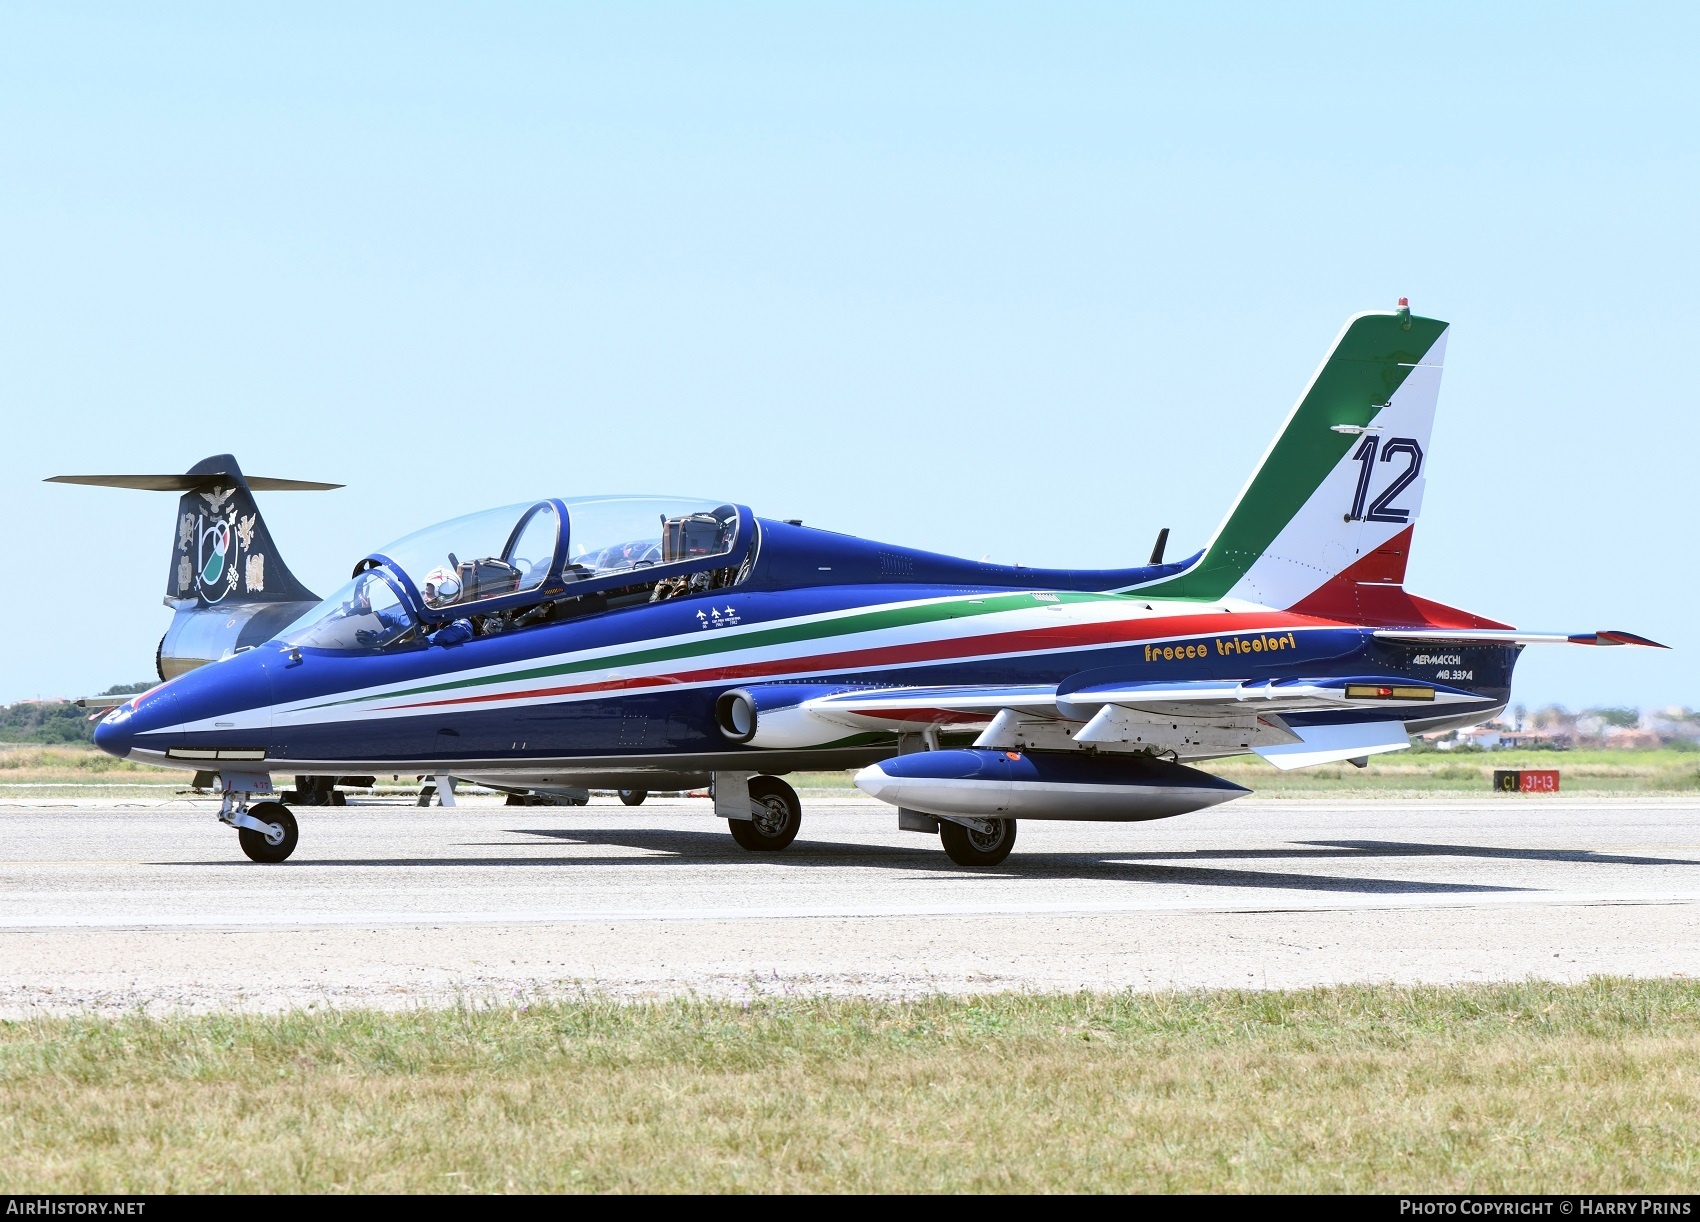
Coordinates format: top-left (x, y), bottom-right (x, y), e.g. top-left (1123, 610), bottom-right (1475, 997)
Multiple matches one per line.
top-left (47, 455), bottom-right (336, 607)
top-left (1133, 301), bottom-right (1450, 611)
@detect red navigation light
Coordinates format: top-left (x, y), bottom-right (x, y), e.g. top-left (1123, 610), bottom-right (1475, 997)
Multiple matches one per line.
top-left (1397, 298), bottom-right (1408, 308)
top-left (1377, 686), bottom-right (1393, 697)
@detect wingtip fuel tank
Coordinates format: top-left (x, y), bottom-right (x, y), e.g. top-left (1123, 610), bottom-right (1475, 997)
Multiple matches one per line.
top-left (855, 749), bottom-right (1250, 822)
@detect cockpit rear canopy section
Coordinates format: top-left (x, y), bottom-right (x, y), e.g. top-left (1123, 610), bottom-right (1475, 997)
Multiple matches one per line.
top-left (275, 496), bottom-right (752, 652)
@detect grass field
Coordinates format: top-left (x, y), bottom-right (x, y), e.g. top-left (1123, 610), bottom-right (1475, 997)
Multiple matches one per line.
top-left (6, 745), bottom-right (1700, 800)
top-left (1203, 747), bottom-right (1700, 796)
top-left (0, 744), bottom-right (184, 796)
top-left (2, 980), bottom-right (1697, 1193)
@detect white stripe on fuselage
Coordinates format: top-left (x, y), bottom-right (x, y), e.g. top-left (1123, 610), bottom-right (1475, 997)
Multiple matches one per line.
top-left (152, 592), bottom-right (1303, 736)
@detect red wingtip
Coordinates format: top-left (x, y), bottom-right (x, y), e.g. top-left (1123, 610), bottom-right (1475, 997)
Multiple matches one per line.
top-left (1570, 630), bottom-right (1670, 648)
top-left (1600, 630), bottom-right (1670, 649)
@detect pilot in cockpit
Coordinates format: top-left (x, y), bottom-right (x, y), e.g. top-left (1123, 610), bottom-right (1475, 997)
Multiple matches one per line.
top-left (421, 565), bottom-right (463, 609)
top-left (423, 551), bottom-right (526, 609)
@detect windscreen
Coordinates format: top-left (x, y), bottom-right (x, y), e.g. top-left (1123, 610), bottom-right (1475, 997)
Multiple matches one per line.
top-left (375, 501), bottom-right (559, 611)
top-left (278, 571), bottom-right (416, 651)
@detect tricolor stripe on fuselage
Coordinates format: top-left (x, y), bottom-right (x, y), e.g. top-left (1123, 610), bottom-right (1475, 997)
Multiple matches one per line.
top-left (144, 587), bottom-right (1355, 738)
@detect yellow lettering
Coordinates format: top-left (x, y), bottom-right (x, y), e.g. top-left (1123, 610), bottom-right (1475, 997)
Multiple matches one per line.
top-left (1216, 640), bottom-right (1226, 655)
top-left (1145, 645), bottom-right (1152, 661)
top-left (1252, 639), bottom-right (1263, 652)
top-left (1163, 646), bottom-right (1174, 660)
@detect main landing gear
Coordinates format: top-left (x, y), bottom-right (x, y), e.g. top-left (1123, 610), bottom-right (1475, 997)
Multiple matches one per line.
top-left (938, 817), bottom-right (1017, 867)
top-left (727, 775), bottom-right (802, 852)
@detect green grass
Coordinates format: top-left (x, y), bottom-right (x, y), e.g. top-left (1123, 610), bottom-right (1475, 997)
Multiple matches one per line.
top-left (4, 980), bottom-right (1700, 1192)
top-left (0, 744), bottom-right (184, 796)
top-left (1203, 748), bottom-right (1700, 796)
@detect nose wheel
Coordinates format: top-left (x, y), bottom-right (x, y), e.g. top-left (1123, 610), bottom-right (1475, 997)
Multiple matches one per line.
top-left (235, 800), bottom-right (299, 863)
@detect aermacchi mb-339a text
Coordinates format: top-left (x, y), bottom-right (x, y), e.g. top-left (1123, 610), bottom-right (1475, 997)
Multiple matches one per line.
top-left (65, 302), bottom-right (1662, 866)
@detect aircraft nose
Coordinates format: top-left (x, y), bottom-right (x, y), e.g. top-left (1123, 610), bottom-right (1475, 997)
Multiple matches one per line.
top-left (92, 701), bottom-right (137, 758)
top-left (93, 686), bottom-right (179, 759)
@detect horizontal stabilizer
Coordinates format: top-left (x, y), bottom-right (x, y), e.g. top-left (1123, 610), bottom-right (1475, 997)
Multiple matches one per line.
top-left (46, 473), bottom-right (342, 491)
top-left (1374, 628), bottom-right (1668, 649)
top-left (1253, 720), bottom-right (1411, 770)
top-left (51, 454), bottom-right (323, 611)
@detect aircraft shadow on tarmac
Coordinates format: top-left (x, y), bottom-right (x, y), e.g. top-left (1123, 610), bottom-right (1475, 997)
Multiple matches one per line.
top-left (1112, 841), bottom-right (1700, 869)
top-left (165, 826), bottom-right (1698, 894)
top-left (466, 827), bottom-right (1530, 894)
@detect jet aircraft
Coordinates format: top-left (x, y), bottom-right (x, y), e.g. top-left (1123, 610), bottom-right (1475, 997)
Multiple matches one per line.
top-left (73, 303), bottom-right (1662, 866)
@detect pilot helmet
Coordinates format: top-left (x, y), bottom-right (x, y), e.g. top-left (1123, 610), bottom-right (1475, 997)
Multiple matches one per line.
top-left (422, 566), bottom-right (462, 607)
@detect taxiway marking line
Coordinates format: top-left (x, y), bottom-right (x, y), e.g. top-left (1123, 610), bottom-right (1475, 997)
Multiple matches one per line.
top-left (3, 889), bottom-right (1699, 933)
top-left (0, 862), bottom-right (152, 867)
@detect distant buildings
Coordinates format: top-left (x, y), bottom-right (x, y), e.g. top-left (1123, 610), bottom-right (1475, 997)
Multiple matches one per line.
top-left (1424, 705), bottom-right (1700, 751)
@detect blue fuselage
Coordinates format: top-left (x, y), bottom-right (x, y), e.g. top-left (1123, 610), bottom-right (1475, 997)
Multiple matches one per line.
top-left (95, 526), bottom-right (1516, 781)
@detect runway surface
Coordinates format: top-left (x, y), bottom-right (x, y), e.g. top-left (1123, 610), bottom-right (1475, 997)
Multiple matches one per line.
top-left (3, 791), bottom-right (1699, 1013)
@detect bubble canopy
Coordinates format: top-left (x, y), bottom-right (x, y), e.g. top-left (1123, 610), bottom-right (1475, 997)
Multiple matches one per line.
top-left (340, 496), bottom-right (750, 626)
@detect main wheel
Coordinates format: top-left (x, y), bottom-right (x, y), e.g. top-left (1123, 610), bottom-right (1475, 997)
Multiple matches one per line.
top-left (619, 788), bottom-right (648, 806)
top-left (727, 776), bottom-right (801, 851)
top-left (939, 817), bottom-right (1016, 867)
top-left (238, 801), bottom-right (299, 863)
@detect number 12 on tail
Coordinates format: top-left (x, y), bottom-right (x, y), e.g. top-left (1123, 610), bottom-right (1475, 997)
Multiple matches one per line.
top-left (1347, 435), bottom-right (1424, 523)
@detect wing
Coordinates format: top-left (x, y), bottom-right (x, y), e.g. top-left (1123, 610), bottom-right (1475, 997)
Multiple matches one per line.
top-left (795, 676), bottom-right (1486, 765)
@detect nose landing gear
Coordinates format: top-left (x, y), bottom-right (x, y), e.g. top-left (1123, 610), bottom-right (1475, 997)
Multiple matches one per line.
top-left (217, 780), bottom-right (301, 863)
top-left (233, 801), bottom-right (300, 863)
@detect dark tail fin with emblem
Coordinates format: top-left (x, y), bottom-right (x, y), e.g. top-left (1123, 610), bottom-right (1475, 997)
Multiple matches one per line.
top-left (47, 454), bottom-right (337, 607)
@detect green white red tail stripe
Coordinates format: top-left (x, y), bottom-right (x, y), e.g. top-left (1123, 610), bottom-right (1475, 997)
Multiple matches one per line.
top-left (1129, 307), bottom-right (1450, 610)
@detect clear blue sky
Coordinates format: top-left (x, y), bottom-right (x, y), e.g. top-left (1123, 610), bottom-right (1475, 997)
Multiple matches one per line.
top-left (2, 2), bottom-right (1694, 710)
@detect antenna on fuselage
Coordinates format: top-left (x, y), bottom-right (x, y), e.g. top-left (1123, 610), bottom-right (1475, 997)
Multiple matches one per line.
top-left (1148, 527), bottom-right (1170, 566)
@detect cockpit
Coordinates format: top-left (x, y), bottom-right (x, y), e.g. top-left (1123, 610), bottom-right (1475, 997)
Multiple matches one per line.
top-left (277, 496), bottom-right (751, 652)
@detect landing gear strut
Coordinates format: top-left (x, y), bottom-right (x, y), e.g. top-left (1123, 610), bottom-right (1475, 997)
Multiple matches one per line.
top-left (728, 775), bottom-right (802, 851)
top-left (217, 785), bottom-right (300, 863)
top-left (939, 817), bottom-right (1016, 867)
